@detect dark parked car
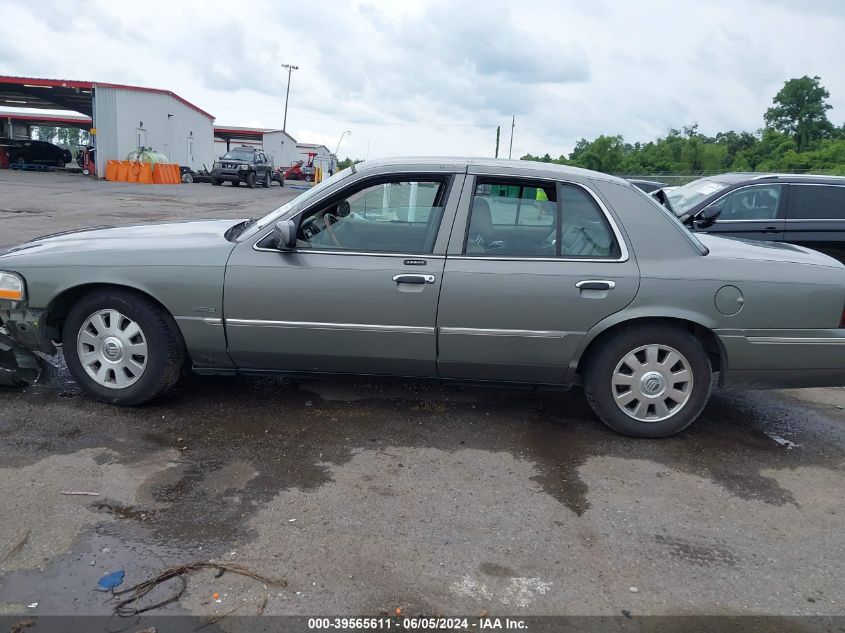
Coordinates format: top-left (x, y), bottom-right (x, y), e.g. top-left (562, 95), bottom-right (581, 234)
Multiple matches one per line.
top-left (628, 178), bottom-right (667, 193)
top-left (2, 138), bottom-right (72, 168)
top-left (658, 173), bottom-right (845, 263)
top-left (210, 147), bottom-right (274, 188)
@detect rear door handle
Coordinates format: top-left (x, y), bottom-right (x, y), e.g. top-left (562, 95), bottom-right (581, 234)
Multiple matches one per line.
top-left (575, 280), bottom-right (616, 291)
top-left (393, 274), bottom-right (435, 284)
top-left (762, 226), bottom-right (780, 233)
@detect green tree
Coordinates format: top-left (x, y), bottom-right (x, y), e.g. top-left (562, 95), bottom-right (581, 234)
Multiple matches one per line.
top-left (336, 157), bottom-right (363, 170)
top-left (34, 126), bottom-right (57, 142)
top-left (764, 76), bottom-right (834, 151)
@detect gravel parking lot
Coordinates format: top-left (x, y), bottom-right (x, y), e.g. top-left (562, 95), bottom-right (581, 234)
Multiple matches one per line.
top-left (1, 170), bottom-right (844, 626)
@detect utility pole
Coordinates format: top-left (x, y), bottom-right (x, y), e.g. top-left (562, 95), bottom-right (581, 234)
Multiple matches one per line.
top-left (281, 63), bottom-right (299, 132)
top-left (495, 125), bottom-right (500, 158)
top-left (508, 115), bottom-right (515, 159)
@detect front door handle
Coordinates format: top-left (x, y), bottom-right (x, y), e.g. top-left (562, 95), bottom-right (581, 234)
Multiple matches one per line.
top-left (393, 274), bottom-right (435, 285)
top-left (762, 226), bottom-right (780, 233)
top-left (576, 280), bottom-right (616, 291)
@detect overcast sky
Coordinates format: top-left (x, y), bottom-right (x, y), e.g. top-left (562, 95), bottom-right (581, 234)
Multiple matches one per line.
top-left (2, 0), bottom-right (844, 159)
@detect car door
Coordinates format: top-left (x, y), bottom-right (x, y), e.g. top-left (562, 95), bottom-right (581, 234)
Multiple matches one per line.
top-left (224, 172), bottom-right (464, 376)
top-left (695, 183), bottom-right (786, 242)
top-left (783, 183), bottom-right (845, 264)
top-left (437, 172), bottom-right (640, 384)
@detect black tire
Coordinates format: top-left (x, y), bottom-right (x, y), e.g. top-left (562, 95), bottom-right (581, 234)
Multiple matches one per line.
top-left (182, 172), bottom-right (194, 184)
top-left (583, 323), bottom-right (712, 438)
top-left (263, 172), bottom-right (271, 188)
top-left (56, 157), bottom-right (66, 168)
top-left (12, 154), bottom-right (25, 166)
top-left (62, 289), bottom-right (185, 406)
top-left (211, 178), bottom-right (222, 186)
top-left (305, 174), bottom-right (313, 182)
top-left (246, 172), bottom-right (256, 188)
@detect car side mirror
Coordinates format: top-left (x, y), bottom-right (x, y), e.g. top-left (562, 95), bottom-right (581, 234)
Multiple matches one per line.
top-left (272, 219), bottom-right (297, 250)
top-left (694, 205), bottom-right (722, 229)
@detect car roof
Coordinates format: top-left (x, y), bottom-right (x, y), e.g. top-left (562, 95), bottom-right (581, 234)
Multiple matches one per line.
top-left (354, 156), bottom-right (631, 185)
top-left (708, 172), bottom-right (845, 185)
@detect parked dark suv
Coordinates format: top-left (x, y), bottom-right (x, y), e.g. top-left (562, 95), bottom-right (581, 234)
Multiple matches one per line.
top-left (656, 173), bottom-right (845, 263)
top-left (210, 147), bottom-right (274, 188)
top-left (2, 138), bottom-right (72, 168)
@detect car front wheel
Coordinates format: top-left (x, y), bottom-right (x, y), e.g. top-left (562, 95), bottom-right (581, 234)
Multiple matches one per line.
top-left (246, 172), bottom-right (256, 188)
top-left (583, 324), bottom-right (712, 437)
top-left (62, 289), bottom-right (185, 405)
top-left (263, 172), bottom-right (271, 188)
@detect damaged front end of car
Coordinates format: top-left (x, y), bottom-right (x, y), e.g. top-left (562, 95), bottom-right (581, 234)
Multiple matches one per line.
top-left (0, 271), bottom-right (51, 386)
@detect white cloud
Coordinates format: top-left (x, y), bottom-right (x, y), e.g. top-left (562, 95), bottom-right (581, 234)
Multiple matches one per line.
top-left (1, 0), bottom-right (843, 160)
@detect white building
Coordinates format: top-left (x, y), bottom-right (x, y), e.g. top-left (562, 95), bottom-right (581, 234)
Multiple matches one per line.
top-left (297, 143), bottom-right (337, 174)
top-left (263, 130), bottom-right (298, 168)
top-left (93, 85), bottom-right (213, 176)
top-left (0, 77), bottom-right (214, 177)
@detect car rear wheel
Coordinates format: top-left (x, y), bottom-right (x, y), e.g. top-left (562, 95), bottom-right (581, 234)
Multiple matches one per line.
top-left (182, 172), bottom-right (194, 184)
top-left (263, 172), bottom-right (271, 188)
top-left (56, 157), bottom-right (66, 168)
top-left (211, 178), bottom-right (222, 186)
top-left (583, 324), bottom-right (712, 437)
top-left (62, 289), bottom-right (185, 405)
top-left (246, 172), bottom-right (256, 188)
top-left (305, 174), bottom-right (313, 182)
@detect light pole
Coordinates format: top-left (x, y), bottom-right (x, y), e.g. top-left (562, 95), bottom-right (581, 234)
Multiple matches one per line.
top-left (335, 130), bottom-right (351, 156)
top-left (281, 63), bottom-right (299, 132)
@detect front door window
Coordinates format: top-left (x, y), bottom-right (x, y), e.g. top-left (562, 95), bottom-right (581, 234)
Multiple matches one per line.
top-left (296, 179), bottom-right (448, 254)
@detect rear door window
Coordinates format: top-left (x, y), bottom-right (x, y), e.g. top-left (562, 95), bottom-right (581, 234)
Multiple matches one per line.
top-left (463, 180), bottom-right (620, 258)
top-left (788, 185), bottom-right (845, 220)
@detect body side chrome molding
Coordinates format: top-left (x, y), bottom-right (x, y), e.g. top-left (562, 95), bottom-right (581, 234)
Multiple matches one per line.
top-left (175, 316), bottom-right (223, 326)
top-left (226, 319), bottom-right (434, 334)
top-left (439, 326), bottom-right (570, 338)
top-left (747, 336), bottom-right (845, 345)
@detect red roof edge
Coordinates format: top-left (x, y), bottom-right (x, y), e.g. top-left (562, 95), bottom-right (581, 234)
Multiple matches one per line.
top-left (0, 76), bottom-right (214, 121)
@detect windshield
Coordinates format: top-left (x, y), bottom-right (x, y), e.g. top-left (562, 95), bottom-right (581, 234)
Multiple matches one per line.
top-left (665, 178), bottom-right (731, 215)
top-left (221, 149), bottom-right (255, 161)
top-left (254, 167), bottom-right (355, 230)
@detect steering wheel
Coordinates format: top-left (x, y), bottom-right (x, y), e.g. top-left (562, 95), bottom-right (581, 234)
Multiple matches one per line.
top-left (322, 213), bottom-right (342, 247)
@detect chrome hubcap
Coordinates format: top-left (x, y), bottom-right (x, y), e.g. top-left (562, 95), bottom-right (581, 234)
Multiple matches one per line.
top-left (611, 344), bottom-right (693, 423)
top-left (76, 309), bottom-right (148, 389)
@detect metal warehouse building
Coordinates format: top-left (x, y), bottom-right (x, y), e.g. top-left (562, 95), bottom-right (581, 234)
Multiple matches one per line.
top-left (0, 76), bottom-right (214, 177)
top-left (213, 126), bottom-right (299, 169)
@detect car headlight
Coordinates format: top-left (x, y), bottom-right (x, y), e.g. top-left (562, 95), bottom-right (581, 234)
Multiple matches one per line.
top-left (213, 162), bottom-right (221, 169)
top-left (0, 271), bottom-right (25, 304)
top-left (239, 164), bottom-right (249, 170)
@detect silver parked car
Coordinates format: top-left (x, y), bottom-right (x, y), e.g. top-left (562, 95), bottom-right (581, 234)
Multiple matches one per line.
top-left (2, 158), bottom-right (844, 437)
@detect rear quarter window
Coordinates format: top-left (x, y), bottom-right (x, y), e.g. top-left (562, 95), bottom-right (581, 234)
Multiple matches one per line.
top-left (789, 185), bottom-right (845, 220)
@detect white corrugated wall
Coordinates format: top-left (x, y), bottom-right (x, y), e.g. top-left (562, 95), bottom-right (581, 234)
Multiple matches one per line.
top-left (263, 130), bottom-right (298, 168)
top-left (92, 85), bottom-right (213, 177)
